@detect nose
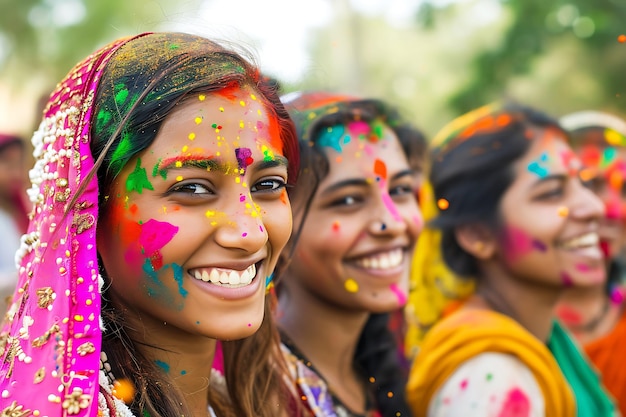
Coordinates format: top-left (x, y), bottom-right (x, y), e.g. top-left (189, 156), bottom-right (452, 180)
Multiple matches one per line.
top-left (367, 193), bottom-right (409, 236)
top-left (213, 201), bottom-right (269, 253)
top-left (570, 181), bottom-right (605, 223)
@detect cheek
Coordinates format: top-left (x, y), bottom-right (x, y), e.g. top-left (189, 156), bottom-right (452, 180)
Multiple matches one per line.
top-left (500, 225), bottom-right (548, 264)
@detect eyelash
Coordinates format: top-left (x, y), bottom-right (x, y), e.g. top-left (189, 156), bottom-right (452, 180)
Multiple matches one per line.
top-left (251, 178), bottom-right (287, 193)
top-left (330, 184), bottom-right (415, 207)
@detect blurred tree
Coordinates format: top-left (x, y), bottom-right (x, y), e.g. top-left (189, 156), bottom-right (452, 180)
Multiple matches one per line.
top-left (417, 0), bottom-right (626, 115)
top-left (0, 0), bottom-right (202, 83)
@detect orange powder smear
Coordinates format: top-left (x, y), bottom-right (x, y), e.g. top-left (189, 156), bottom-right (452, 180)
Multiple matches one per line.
top-left (374, 159), bottom-right (387, 180)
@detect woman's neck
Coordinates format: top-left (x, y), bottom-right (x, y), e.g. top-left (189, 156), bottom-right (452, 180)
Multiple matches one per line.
top-left (277, 283), bottom-right (370, 411)
top-left (472, 264), bottom-right (562, 342)
top-left (116, 304), bottom-right (217, 415)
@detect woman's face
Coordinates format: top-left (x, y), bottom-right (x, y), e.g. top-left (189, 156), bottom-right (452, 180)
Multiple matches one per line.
top-left (577, 141), bottom-right (626, 261)
top-left (288, 119), bottom-right (422, 312)
top-left (98, 88), bottom-right (292, 341)
top-left (496, 128), bottom-right (606, 288)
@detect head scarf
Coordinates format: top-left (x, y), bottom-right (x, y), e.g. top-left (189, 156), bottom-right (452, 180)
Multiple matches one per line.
top-left (0, 33), bottom-right (146, 417)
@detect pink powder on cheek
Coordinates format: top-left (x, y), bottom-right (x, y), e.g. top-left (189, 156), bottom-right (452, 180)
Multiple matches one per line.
top-left (501, 226), bottom-right (541, 263)
top-left (389, 283), bottom-right (407, 306)
top-left (497, 388), bottom-right (530, 417)
top-left (137, 219), bottom-right (179, 270)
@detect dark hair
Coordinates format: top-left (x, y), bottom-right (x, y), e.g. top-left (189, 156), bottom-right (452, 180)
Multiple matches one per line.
top-left (429, 101), bottom-right (566, 277)
top-left (278, 91), bottom-right (424, 417)
top-left (90, 32), bottom-right (299, 417)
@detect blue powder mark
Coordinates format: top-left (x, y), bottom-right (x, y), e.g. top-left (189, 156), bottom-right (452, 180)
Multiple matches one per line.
top-left (318, 124), bottom-right (346, 152)
top-left (172, 263), bottom-right (188, 298)
top-left (265, 273), bottom-right (274, 287)
top-left (527, 161), bottom-right (548, 178)
top-left (155, 359), bottom-right (170, 373)
top-left (180, 370), bottom-right (187, 375)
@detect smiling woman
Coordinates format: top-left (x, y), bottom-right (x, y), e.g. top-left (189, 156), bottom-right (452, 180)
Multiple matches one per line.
top-left (275, 91), bottom-right (426, 417)
top-left (405, 101), bottom-right (617, 417)
top-left (0, 32), bottom-right (300, 417)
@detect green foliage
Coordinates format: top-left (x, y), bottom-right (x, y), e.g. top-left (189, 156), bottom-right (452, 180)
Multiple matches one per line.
top-left (421, 0), bottom-right (626, 114)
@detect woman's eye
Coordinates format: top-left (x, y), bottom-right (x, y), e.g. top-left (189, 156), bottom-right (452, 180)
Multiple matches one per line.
top-left (330, 195), bottom-right (361, 207)
top-left (251, 178), bottom-right (286, 192)
top-left (170, 183), bottom-right (212, 195)
top-left (537, 187), bottom-right (564, 200)
top-left (390, 185), bottom-right (414, 197)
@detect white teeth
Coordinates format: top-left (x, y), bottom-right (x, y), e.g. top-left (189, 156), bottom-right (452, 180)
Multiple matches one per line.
top-left (354, 249), bottom-right (404, 270)
top-left (560, 233), bottom-right (599, 249)
top-left (191, 263), bottom-right (257, 287)
top-left (228, 271), bottom-right (240, 285)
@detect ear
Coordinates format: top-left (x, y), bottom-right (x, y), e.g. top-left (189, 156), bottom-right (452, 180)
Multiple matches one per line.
top-left (454, 223), bottom-right (497, 260)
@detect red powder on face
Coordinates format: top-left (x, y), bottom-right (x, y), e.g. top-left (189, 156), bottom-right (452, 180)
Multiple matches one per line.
top-left (497, 388), bottom-right (530, 417)
top-left (215, 83), bottom-right (240, 101)
top-left (129, 204), bottom-right (138, 215)
top-left (266, 114), bottom-right (284, 155)
top-left (373, 159), bottom-right (387, 180)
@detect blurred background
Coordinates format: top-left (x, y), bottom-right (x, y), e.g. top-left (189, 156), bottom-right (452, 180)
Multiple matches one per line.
top-left (0, 0), bottom-right (625, 140)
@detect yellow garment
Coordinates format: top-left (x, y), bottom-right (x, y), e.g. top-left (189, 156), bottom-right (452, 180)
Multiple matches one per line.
top-left (404, 181), bottom-right (474, 360)
top-left (406, 308), bottom-right (576, 417)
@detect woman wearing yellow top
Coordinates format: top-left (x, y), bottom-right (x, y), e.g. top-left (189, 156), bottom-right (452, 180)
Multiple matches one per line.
top-left (406, 102), bottom-right (618, 416)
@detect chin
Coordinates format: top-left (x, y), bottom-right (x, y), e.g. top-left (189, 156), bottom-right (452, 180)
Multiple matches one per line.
top-left (213, 319), bottom-right (264, 341)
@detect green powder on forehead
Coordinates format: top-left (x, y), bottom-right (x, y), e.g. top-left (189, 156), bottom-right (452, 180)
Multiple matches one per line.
top-left (373, 122), bottom-right (384, 139)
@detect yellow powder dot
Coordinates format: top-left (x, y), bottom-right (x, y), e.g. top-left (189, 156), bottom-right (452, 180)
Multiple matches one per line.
top-left (176, 175), bottom-right (183, 181)
top-left (235, 177), bottom-right (241, 183)
top-left (257, 109), bottom-right (262, 116)
top-left (206, 210), bottom-right (215, 217)
top-left (210, 221), bottom-right (217, 226)
top-left (558, 206), bottom-right (569, 217)
top-left (250, 94), bottom-right (257, 100)
top-left (74, 315), bottom-right (84, 322)
top-left (195, 117), bottom-right (202, 124)
top-left (188, 133), bottom-right (196, 140)
top-left (77, 277), bottom-right (83, 284)
top-left (344, 278), bottom-right (359, 293)
top-left (605, 128), bottom-right (625, 146)
top-left (182, 145), bottom-right (188, 152)
top-left (198, 94), bottom-right (206, 101)
top-left (239, 100), bottom-right (246, 107)
top-left (242, 182), bottom-right (248, 187)
top-left (175, 161), bottom-right (182, 168)
top-left (86, 299), bottom-right (92, 305)
top-left (239, 121), bottom-right (245, 129)
top-left (437, 198), bottom-right (450, 210)
top-left (219, 106), bottom-right (224, 112)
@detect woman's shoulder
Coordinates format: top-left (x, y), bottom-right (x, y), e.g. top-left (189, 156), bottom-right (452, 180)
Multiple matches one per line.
top-left (428, 352), bottom-right (545, 417)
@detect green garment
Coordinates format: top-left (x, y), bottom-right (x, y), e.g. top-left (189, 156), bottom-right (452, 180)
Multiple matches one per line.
top-left (548, 321), bottom-right (618, 416)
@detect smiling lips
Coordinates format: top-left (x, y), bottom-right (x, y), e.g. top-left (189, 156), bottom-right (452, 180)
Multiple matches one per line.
top-left (557, 232), bottom-right (603, 259)
top-left (191, 263), bottom-right (257, 287)
top-left (353, 248), bottom-right (404, 270)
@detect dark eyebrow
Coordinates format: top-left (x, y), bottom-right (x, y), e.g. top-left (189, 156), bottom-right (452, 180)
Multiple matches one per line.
top-left (155, 154), bottom-right (289, 175)
top-left (530, 173), bottom-right (568, 188)
top-left (321, 168), bottom-right (416, 195)
top-left (256, 155), bottom-right (289, 170)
